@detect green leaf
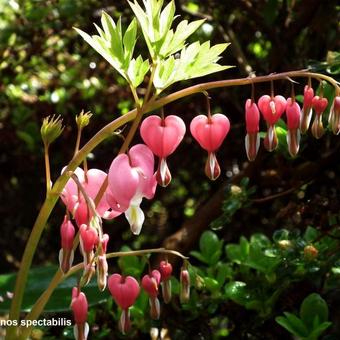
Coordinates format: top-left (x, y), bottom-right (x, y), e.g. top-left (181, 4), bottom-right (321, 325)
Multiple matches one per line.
top-left (246, 243), bottom-right (280, 273)
top-left (226, 237), bottom-right (249, 264)
top-left (199, 231), bottom-right (222, 263)
top-left (216, 263), bottom-right (233, 287)
top-left (0, 266), bottom-right (110, 312)
top-left (224, 281), bottom-right (250, 306)
top-left (308, 321), bottom-right (332, 339)
top-left (123, 18), bottom-right (138, 65)
top-left (303, 226), bottom-right (319, 243)
top-left (250, 233), bottom-right (271, 248)
top-left (276, 315), bottom-right (307, 337)
top-left (189, 250), bottom-right (209, 264)
top-left (127, 56), bottom-right (150, 87)
top-left (300, 293), bottom-right (329, 330)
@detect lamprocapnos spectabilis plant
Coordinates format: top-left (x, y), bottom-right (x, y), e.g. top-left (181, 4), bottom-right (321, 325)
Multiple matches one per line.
top-left (5, 0), bottom-right (340, 339)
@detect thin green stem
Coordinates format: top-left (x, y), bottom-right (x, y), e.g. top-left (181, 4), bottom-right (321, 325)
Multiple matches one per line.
top-left (8, 70), bottom-right (339, 340)
top-left (73, 127), bottom-right (82, 157)
top-left (44, 143), bottom-right (51, 193)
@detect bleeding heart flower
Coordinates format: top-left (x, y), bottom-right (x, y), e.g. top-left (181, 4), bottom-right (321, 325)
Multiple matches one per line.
top-left (61, 168), bottom-right (121, 227)
top-left (258, 95), bottom-right (287, 151)
top-left (301, 85), bottom-right (314, 133)
top-left (59, 215), bottom-right (75, 274)
top-left (159, 260), bottom-right (173, 303)
top-left (244, 99), bottom-right (260, 161)
top-left (285, 98), bottom-right (301, 157)
top-left (140, 115), bottom-right (186, 187)
top-left (142, 270), bottom-right (161, 320)
top-left (71, 287), bottom-right (89, 340)
top-left (328, 96), bottom-right (340, 135)
top-left (311, 96), bottom-right (328, 139)
top-left (190, 114), bottom-right (230, 180)
top-left (106, 144), bottom-right (157, 235)
top-left (180, 267), bottom-right (190, 303)
top-left (108, 274), bottom-right (140, 334)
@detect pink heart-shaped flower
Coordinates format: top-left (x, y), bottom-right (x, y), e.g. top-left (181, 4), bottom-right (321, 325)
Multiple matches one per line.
top-left (140, 115), bottom-right (186, 158)
top-left (190, 114), bottom-right (230, 152)
top-left (159, 261), bottom-right (173, 281)
top-left (245, 99), bottom-right (260, 133)
top-left (303, 85), bottom-right (314, 108)
top-left (258, 95), bottom-right (287, 125)
top-left (108, 274), bottom-right (140, 309)
top-left (312, 96), bottom-right (328, 115)
top-left (286, 98), bottom-right (301, 130)
top-left (142, 270), bottom-right (161, 297)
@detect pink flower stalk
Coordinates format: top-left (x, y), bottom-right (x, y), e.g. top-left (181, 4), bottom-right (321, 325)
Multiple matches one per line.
top-left (61, 168), bottom-right (121, 227)
top-left (258, 95), bottom-right (287, 152)
top-left (245, 99), bottom-right (260, 161)
top-left (301, 85), bottom-right (314, 133)
top-left (190, 114), bottom-right (230, 180)
top-left (106, 144), bottom-right (157, 235)
top-left (159, 260), bottom-right (173, 303)
top-left (59, 215), bottom-right (75, 274)
top-left (108, 274), bottom-right (140, 334)
top-left (140, 115), bottom-right (186, 187)
top-left (142, 270), bottom-right (161, 320)
top-left (285, 98), bottom-right (301, 157)
top-left (311, 96), bottom-right (328, 139)
top-left (71, 287), bottom-right (89, 340)
top-left (328, 96), bottom-right (340, 135)
top-left (96, 234), bottom-right (109, 291)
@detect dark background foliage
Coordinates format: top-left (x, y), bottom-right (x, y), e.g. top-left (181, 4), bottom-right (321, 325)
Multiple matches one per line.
top-left (0, 0), bottom-right (339, 339)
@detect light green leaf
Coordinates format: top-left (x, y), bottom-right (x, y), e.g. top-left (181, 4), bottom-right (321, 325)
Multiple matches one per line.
top-left (276, 315), bottom-right (306, 338)
top-left (123, 18), bottom-right (138, 65)
top-left (127, 56), bottom-right (150, 87)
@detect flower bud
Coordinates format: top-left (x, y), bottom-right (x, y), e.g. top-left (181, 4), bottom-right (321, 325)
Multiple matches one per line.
top-left (41, 115), bottom-right (64, 146)
top-left (59, 216), bottom-right (75, 274)
top-left (304, 245), bottom-right (318, 260)
top-left (76, 110), bottom-right (92, 130)
top-left (180, 267), bottom-right (190, 303)
top-left (142, 270), bottom-right (161, 320)
top-left (311, 96), bottom-right (328, 139)
top-left (286, 98), bottom-right (301, 157)
top-left (301, 85), bottom-right (314, 133)
top-left (245, 99), bottom-right (260, 161)
top-left (159, 261), bottom-right (173, 303)
top-left (79, 224), bottom-right (98, 266)
top-left (328, 96), bottom-right (340, 135)
top-left (71, 287), bottom-right (89, 340)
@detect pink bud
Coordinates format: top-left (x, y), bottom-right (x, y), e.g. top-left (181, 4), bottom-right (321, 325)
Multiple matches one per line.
top-left (180, 268), bottom-right (190, 303)
top-left (190, 114), bottom-right (230, 152)
top-left (329, 96), bottom-right (340, 135)
top-left (245, 99), bottom-right (260, 133)
top-left (312, 96), bottom-right (328, 115)
top-left (71, 288), bottom-right (89, 340)
top-left (142, 270), bottom-right (161, 298)
top-left (108, 274), bottom-right (140, 309)
top-left (286, 98), bottom-right (301, 130)
top-left (79, 224), bottom-right (98, 253)
top-left (303, 85), bottom-right (314, 108)
top-left (301, 86), bottom-right (315, 133)
top-left (60, 216), bottom-right (75, 250)
top-left (71, 288), bottom-right (88, 324)
top-left (258, 95), bottom-right (286, 126)
top-left (140, 115), bottom-right (186, 158)
top-left (159, 261), bottom-right (173, 281)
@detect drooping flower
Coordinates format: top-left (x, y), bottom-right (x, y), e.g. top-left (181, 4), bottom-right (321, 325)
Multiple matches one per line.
top-left (61, 168), bottom-right (121, 227)
top-left (300, 85), bottom-right (314, 134)
top-left (59, 215), bottom-right (75, 274)
top-left (108, 274), bottom-right (140, 334)
top-left (179, 267), bottom-right (190, 303)
top-left (311, 95), bottom-right (328, 139)
top-left (159, 260), bottom-right (173, 303)
top-left (244, 99), bottom-right (260, 161)
top-left (142, 270), bottom-right (161, 320)
top-left (285, 98), bottom-right (301, 157)
top-left (258, 95), bottom-right (287, 151)
top-left (96, 234), bottom-right (109, 291)
top-left (328, 96), bottom-right (340, 135)
top-left (140, 115), bottom-right (186, 187)
top-left (106, 144), bottom-right (157, 235)
top-left (71, 287), bottom-right (89, 340)
top-left (190, 114), bottom-right (230, 180)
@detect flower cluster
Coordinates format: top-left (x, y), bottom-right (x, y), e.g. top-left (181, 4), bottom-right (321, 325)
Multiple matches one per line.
top-left (70, 260), bottom-right (189, 338)
top-left (245, 87), bottom-right (339, 161)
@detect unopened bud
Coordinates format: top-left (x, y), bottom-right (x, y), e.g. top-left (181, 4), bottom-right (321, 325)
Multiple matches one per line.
top-left (76, 110), bottom-right (92, 130)
top-left (41, 115), bottom-right (64, 146)
top-left (278, 240), bottom-right (292, 250)
top-left (304, 245), bottom-right (318, 260)
top-left (71, 288), bottom-right (89, 340)
top-left (180, 267), bottom-right (190, 303)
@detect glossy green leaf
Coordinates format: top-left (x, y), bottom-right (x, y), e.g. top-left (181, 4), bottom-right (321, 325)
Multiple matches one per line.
top-left (300, 293), bottom-right (329, 330)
